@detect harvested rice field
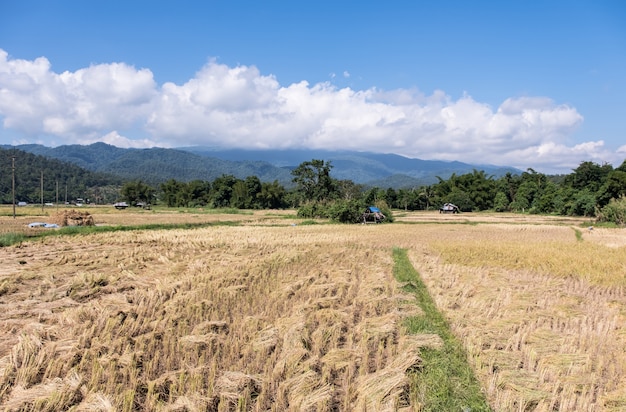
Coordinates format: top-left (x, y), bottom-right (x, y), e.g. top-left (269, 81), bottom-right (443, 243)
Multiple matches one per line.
top-left (0, 207), bottom-right (624, 411)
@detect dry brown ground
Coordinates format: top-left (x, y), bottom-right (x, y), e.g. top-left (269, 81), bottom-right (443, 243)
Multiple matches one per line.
top-left (0, 206), bottom-right (289, 233)
top-left (0, 209), bottom-right (624, 411)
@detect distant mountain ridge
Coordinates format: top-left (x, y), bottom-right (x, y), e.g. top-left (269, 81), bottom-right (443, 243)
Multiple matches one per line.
top-left (3, 143), bottom-right (521, 188)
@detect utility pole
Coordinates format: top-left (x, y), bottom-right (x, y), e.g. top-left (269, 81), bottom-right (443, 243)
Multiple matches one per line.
top-left (11, 155), bottom-right (16, 219)
top-left (56, 180), bottom-right (59, 210)
top-left (41, 170), bottom-right (44, 212)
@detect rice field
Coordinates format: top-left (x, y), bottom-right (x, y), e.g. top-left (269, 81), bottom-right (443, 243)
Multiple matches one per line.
top-left (0, 207), bottom-right (624, 411)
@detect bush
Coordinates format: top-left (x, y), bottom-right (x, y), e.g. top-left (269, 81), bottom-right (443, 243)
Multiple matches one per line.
top-left (296, 202), bottom-right (330, 219)
top-left (296, 199), bottom-right (394, 224)
top-left (596, 196), bottom-right (626, 226)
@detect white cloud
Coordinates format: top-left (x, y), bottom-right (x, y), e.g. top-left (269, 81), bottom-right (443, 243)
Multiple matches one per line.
top-left (0, 49), bottom-right (622, 173)
top-left (82, 131), bottom-right (162, 149)
top-left (0, 49), bottom-right (156, 141)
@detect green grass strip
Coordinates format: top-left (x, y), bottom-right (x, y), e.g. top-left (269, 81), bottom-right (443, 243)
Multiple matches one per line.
top-left (0, 232), bottom-right (27, 247)
top-left (392, 247), bottom-right (491, 411)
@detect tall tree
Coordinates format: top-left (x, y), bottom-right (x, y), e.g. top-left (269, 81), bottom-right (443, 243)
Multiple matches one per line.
top-left (160, 179), bottom-right (183, 207)
top-left (597, 170), bottom-right (626, 207)
top-left (258, 180), bottom-right (288, 209)
top-left (565, 161), bottom-right (612, 193)
top-left (291, 159), bottom-right (339, 203)
top-left (210, 175), bottom-right (238, 208)
top-left (244, 176), bottom-right (263, 209)
top-left (121, 180), bottom-right (154, 206)
top-left (231, 180), bottom-right (249, 209)
top-left (187, 180), bottom-right (211, 206)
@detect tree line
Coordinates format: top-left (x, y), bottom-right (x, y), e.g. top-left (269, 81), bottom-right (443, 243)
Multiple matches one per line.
top-left (123, 175), bottom-right (289, 210)
top-left (2, 146), bottom-right (625, 224)
top-left (116, 158), bottom-right (626, 224)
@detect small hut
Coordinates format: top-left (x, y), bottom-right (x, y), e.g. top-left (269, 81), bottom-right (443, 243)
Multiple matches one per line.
top-left (362, 206), bottom-right (386, 224)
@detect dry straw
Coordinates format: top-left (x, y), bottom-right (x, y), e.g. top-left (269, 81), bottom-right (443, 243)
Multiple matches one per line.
top-left (0, 210), bottom-right (624, 410)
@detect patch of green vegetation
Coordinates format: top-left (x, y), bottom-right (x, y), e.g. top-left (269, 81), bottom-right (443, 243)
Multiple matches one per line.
top-left (572, 227), bottom-right (584, 242)
top-left (590, 221), bottom-right (619, 229)
top-left (297, 220), bottom-right (320, 225)
top-left (0, 233), bottom-right (27, 247)
top-left (174, 207), bottom-right (252, 215)
top-left (392, 247), bottom-right (492, 412)
top-left (262, 213), bottom-right (300, 220)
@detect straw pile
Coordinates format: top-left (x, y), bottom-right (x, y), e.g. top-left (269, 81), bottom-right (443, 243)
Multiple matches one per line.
top-left (51, 210), bottom-right (95, 227)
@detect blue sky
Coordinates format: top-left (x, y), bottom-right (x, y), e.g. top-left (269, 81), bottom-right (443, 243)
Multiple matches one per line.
top-left (0, 0), bottom-right (624, 173)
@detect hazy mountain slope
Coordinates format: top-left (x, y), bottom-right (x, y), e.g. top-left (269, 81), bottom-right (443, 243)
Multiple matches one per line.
top-left (4, 143), bottom-right (521, 188)
top-left (0, 146), bottom-right (122, 203)
top-left (3, 144), bottom-right (294, 186)
top-left (182, 147), bottom-right (521, 185)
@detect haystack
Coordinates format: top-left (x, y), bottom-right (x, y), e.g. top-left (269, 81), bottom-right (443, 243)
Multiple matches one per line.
top-left (52, 210), bottom-right (95, 227)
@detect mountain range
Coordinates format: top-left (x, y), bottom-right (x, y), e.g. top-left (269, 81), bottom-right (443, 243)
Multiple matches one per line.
top-left (3, 143), bottom-right (521, 189)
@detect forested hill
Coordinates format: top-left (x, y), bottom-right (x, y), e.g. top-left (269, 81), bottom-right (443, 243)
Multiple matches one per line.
top-left (0, 147), bottom-right (123, 204)
top-left (3, 143), bottom-right (294, 187)
top-left (3, 143), bottom-right (521, 188)
top-left (182, 147), bottom-right (521, 184)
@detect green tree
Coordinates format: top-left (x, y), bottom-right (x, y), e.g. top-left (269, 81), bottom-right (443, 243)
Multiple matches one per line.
top-left (565, 161), bottom-right (612, 193)
top-left (186, 180), bottom-right (211, 207)
top-left (244, 176), bottom-right (263, 209)
top-left (385, 187), bottom-right (398, 208)
top-left (258, 180), bottom-right (288, 209)
top-left (210, 175), bottom-right (238, 208)
top-left (121, 180), bottom-right (154, 206)
top-left (446, 188), bottom-right (474, 212)
top-left (569, 190), bottom-right (597, 217)
top-left (397, 188), bottom-right (415, 211)
top-left (361, 187), bottom-right (377, 205)
top-left (597, 170), bottom-right (626, 207)
top-left (337, 179), bottom-right (363, 201)
top-left (291, 159), bottom-right (339, 203)
top-left (160, 179), bottom-right (183, 207)
top-left (533, 181), bottom-right (559, 214)
top-left (418, 185), bottom-right (436, 210)
top-left (493, 192), bottom-right (509, 212)
top-left (231, 180), bottom-right (249, 209)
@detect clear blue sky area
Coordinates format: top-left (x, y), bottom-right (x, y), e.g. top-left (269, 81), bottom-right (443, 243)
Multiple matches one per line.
top-left (1, 0), bottom-right (625, 173)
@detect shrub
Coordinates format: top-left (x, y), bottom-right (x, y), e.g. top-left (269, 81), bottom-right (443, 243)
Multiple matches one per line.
top-left (296, 202), bottom-right (330, 219)
top-left (297, 199), bottom-right (394, 224)
top-left (327, 199), bottom-right (366, 223)
top-left (596, 196), bottom-right (626, 226)
top-left (0, 233), bottom-right (26, 247)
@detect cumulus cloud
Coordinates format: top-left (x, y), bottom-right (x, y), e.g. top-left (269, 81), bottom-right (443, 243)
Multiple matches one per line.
top-left (82, 131), bottom-right (164, 149)
top-left (0, 48), bottom-right (621, 173)
top-left (0, 49), bottom-right (156, 140)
